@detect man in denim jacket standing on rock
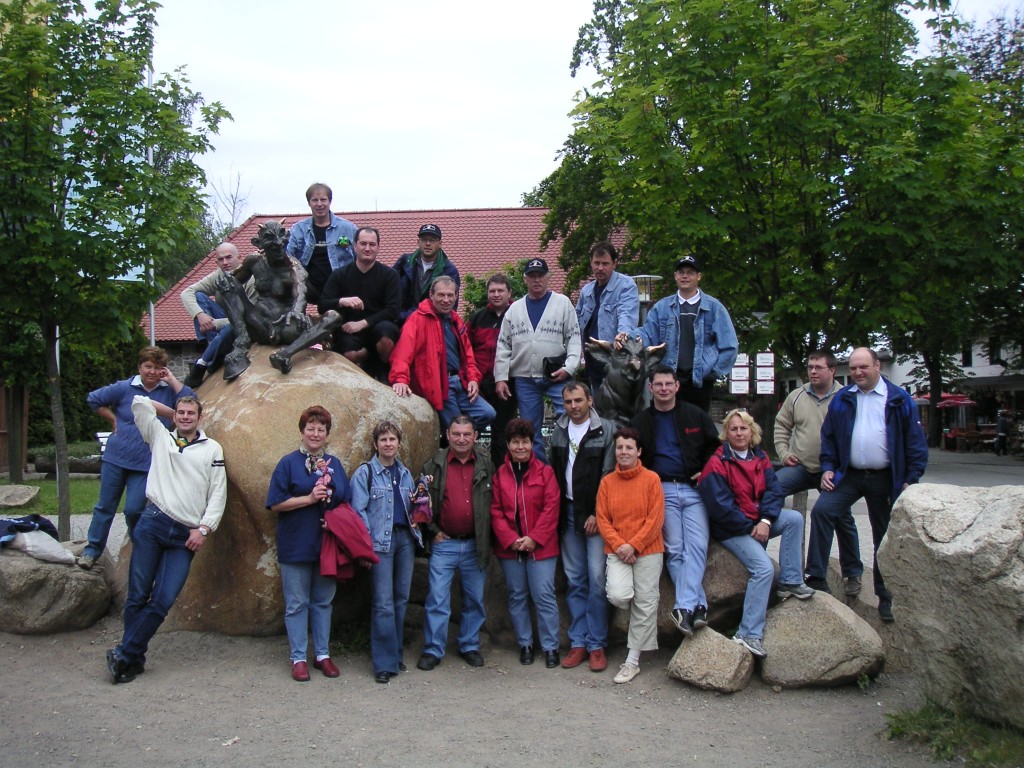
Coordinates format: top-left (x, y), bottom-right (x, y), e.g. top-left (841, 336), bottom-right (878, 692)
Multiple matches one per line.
top-left (625, 255), bottom-right (737, 412)
top-left (286, 182), bottom-right (356, 305)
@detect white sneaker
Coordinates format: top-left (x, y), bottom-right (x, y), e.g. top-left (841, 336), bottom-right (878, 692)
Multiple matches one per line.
top-left (613, 662), bottom-right (640, 684)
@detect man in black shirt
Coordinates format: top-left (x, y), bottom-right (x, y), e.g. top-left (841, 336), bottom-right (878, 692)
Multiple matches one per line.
top-left (318, 226), bottom-right (401, 378)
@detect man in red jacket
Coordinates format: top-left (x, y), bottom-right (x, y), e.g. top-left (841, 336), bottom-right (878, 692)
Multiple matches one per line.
top-left (467, 273), bottom-right (517, 464)
top-left (390, 276), bottom-right (495, 431)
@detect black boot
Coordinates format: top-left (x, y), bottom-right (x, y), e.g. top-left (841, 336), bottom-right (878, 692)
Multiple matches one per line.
top-left (183, 362), bottom-right (206, 389)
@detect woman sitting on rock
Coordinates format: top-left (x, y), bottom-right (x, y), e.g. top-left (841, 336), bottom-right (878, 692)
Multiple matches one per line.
top-left (266, 405), bottom-right (350, 682)
top-left (698, 408), bottom-right (814, 659)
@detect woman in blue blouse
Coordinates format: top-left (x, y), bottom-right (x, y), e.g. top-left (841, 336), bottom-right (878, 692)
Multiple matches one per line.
top-left (266, 405), bottom-right (350, 682)
top-left (351, 420), bottom-right (421, 684)
top-left (79, 346), bottom-right (192, 570)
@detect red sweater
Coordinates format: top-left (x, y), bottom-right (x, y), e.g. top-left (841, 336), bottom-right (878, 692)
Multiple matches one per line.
top-left (596, 463), bottom-right (664, 556)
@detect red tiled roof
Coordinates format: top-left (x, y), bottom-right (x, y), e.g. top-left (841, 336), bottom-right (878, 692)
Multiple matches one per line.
top-left (147, 207), bottom-right (572, 343)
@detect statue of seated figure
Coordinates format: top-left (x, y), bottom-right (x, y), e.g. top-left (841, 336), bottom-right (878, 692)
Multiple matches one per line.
top-left (218, 220), bottom-right (343, 380)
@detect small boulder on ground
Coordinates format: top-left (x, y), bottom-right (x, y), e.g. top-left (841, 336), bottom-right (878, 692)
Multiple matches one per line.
top-left (0, 547), bottom-right (111, 633)
top-left (0, 485), bottom-right (39, 508)
top-left (760, 593), bottom-right (884, 688)
top-left (667, 627), bottom-right (754, 692)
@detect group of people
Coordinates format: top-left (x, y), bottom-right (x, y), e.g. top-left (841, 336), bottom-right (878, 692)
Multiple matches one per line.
top-left (88, 181), bottom-right (928, 685)
top-left (178, 181), bottom-right (742, 463)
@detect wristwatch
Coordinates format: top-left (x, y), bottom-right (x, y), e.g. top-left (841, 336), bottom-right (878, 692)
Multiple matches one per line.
top-left (198, 525), bottom-right (210, 537)
top-left (759, 518), bottom-right (772, 528)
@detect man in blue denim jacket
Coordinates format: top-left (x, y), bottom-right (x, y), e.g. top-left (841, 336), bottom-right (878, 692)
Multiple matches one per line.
top-left (576, 242), bottom-right (639, 392)
top-left (625, 255), bottom-right (737, 412)
top-left (285, 182), bottom-right (357, 305)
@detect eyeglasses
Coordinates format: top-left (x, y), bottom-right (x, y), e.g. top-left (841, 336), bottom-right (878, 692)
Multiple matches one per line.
top-left (807, 365), bottom-right (831, 371)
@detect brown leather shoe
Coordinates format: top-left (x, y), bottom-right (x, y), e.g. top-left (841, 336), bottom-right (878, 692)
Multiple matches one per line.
top-left (291, 661), bottom-right (310, 682)
top-left (561, 646), bottom-right (588, 669)
top-left (313, 657), bottom-right (340, 678)
top-left (588, 648), bottom-right (608, 672)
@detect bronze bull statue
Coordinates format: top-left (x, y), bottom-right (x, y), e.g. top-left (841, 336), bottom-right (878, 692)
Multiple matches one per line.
top-left (586, 336), bottom-right (666, 427)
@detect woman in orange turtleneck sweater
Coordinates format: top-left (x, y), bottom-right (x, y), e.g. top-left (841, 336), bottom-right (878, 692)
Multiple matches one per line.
top-left (596, 427), bottom-right (664, 684)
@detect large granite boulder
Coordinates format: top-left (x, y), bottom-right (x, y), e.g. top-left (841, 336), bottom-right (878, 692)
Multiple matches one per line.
top-left (115, 346), bottom-right (438, 636)
top-left (0, 547), bottom-right (111, 633)
top-left (667, 627), bottom-right (754, 692)
top-left (760, 593), bottom-right (884, 687)
top-left (877, 484), bottom-right (1024, 730)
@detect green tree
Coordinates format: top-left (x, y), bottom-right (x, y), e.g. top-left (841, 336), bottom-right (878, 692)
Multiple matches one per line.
top-left (461, 260), bottom-right (530, 314)
top-left (0, 0), bottom-right (228, 537)
top-left (531, 0), bottom-right (1023, 435)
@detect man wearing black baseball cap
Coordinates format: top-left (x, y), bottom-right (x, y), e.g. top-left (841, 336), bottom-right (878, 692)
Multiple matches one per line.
top-left (494, 258), bottom-right (582, 457)
top-left (393, 223), bottom-right (460, 322)
top-left (620, 254), bottom-right (737, 412)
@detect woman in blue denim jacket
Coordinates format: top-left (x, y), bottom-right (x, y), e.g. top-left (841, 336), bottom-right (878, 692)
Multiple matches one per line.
top-left (351, 421), bottom-right (422, 684)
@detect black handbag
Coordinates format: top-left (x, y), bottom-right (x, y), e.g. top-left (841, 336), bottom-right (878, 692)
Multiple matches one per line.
top-left (542, 354), bottom-right (567, 379)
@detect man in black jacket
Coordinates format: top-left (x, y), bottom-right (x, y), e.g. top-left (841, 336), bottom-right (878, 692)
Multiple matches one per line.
top-left (631, 367), bottom-right (719, 636)
top-left (548, 382), bottom-right (615, 671)
top-left (318, 226), bottom-right (401, 379)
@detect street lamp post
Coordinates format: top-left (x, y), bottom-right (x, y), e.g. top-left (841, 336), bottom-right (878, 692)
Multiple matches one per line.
top-left (631, 274), bottom-right (663, 325)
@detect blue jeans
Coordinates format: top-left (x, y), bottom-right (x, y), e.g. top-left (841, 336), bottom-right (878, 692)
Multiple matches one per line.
top-left (776, 464), bottom-right (862, 578)
top-left (662, 480), bottom-right (709, 611)
top-left (193, 291), bottom-right (233, 367)
top-left (499, 556), bottom-right (560, 652)
top-left (439, 375), bottom-right (496, 432)
top-left (118, 504), bottom-right (195, 664)
top-left (720, 508), bottom-right (804, 640)
top-left (85, 462), bottom-right (148, 558)
top-left (422, 537), bottom-right (487, 658)
top-left (808, 468), bottom-right (892, 600)
top-left (369, 526), bottom-right (416, 674)
top-left (280, 561), bottom-right (336, 662)
top-left (513, 376), bottom-right (566, 458)
top-left (560, 503), bottom-right (608, 650)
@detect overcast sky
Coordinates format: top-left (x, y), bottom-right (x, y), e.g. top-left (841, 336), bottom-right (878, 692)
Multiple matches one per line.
top-left (151, 0), bottom-right (1017, 224)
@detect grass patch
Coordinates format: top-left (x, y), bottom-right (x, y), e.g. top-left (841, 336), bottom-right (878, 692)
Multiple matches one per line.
top-left (1, 477), bottom-right (102, 517)
top-left (27, 440), bottom-right (104, 461)
top-left (887, 704), bottom-right (1024, 766)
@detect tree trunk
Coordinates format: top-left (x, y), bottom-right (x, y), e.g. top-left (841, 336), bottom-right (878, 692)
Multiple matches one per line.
top-left (923, 350), bottom-right (944, 448)
top-left (43, 321), bottom-right (71, 540)
top-left (5, 384), bottom-right (26, 483)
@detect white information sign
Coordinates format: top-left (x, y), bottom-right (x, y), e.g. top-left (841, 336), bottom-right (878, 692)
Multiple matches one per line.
top-left (756, 367), bottom-right (775, 381)
top-left (731, 366), bottom-right (749, 381)
top-left (730, 380), bottom-right (750, 394)
top-left (756, 380), bottom-right (775, 394)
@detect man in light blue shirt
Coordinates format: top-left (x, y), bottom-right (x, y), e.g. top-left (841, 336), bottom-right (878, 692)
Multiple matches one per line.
top-left (808, 347), bottom-right (929, 623)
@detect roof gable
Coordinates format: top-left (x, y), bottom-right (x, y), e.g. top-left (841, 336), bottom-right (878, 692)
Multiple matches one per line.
top-left (146, 207), bottom-right (573, 342)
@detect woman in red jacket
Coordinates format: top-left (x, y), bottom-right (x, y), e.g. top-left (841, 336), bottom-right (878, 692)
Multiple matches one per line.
top-left (491, 418), bottom-right (562, 668)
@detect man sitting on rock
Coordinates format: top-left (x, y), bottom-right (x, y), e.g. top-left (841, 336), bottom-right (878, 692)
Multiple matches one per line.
top-left (217, 220), bottom-right (344, 380)
top-left (317, 226), bottom-right (401, 379)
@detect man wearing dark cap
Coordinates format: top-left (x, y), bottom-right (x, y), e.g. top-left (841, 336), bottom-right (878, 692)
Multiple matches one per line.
top-left (494, 258), bottom-right (582, 457)
top-left (393, 223), bottom-right (460, 322)
top-left (622, 255), bottom-right (737, 412)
